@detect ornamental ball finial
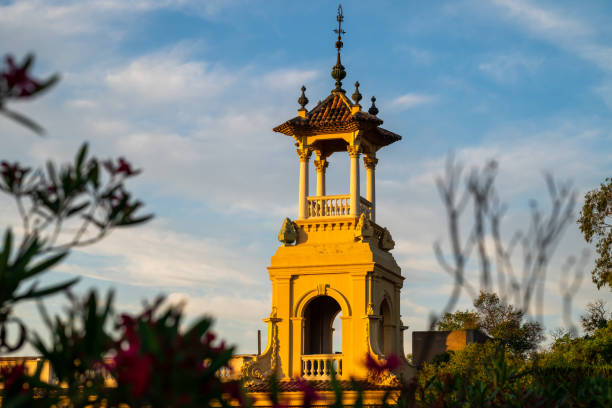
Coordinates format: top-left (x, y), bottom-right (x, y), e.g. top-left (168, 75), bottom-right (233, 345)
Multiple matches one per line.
top-left (368, 96), bottom-right (379, 116)
top-left (298, 85), bottom-right (309, 109)
top-left (351, 81), bottom-right (362, 105)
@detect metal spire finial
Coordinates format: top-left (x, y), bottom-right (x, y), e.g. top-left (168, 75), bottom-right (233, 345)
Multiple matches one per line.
top-left (298, 85), bottom-right (309, 109)
top-left (351, 81), bottom-right (362, 105)
top-left (334, 4), bottom-right (345, 46)
top-left (331, 4), bottom-right (347, 93)
top-left (368, 96), bottom-right (379, 116)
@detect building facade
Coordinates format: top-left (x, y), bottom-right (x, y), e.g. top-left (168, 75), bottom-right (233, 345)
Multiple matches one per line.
top-left (241, 6), bottom-right (416, 387)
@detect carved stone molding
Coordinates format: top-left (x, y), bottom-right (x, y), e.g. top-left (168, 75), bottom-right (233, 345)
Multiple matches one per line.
top-left (296, 147), bottom-right (312, 161)
top-left (363, 155), bottom-right (379, 170)
top-left (313, 158), bottom-right (329, 172)
top-left (346, 144), bottom-right (361, 158)
top-left (241, 315), bottom-right (282, 385)
top-left (375, 371), bottom-right (401, 387)
top-left (366, 303), bottom-right (375, 315)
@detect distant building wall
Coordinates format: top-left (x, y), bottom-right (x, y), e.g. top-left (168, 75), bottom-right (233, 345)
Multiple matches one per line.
top-left (412, 330), bottom-right (490, 367)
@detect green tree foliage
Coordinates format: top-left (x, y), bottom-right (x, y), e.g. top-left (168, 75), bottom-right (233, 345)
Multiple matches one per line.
top-left (578, 177), bottom-right (612, 290)
top-left (437, 291), bottom-right (544, 354)
top-left (417, 340), bottom-right (612, 407)
top-left (437, 310), bottom-right (479, 331)
top-left (543, 320), bottom-right (612, 368)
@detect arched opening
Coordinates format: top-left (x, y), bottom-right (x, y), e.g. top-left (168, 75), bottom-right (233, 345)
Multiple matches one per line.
top-left (378, 298), bottom-right (392, 355)
top-left (303, 295), bottom-right (342, 355)
top-left (332, 309), bottom-right (342, 354)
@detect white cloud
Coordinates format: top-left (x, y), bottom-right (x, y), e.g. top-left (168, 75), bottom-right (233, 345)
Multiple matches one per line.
top-left (168, 292), bottom-right (270, 323)
top-left (389, 93), bottom-right (436, 110)
top-left (262, 69), bottom-right (319, 91)
top-left (58, 221), bottom-right (262, 288)
top-left (105, 56), bottom-right (232, 104)
top-left (488, 0), bottom-right (612, 97)
top-left (479, 53), bottom-right (543, 83)
top-left (491, 0), bottom-right (588, 38)
top-left (594, 81), bottom-right (612, 111)
top-left (481, 0), bottom-right (612, 114)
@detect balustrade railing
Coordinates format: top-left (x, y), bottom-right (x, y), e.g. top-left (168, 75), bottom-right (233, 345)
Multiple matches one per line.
top-left (307, 195), bottom-right (372, 220)
top-left (301, 354), bottom-right (343, 380)
top-left (359, 197), bottom-right (372, 220)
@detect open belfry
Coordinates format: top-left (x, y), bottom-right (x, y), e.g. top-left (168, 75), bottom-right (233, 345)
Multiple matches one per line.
top-left (241, 6), bottom-right (416, 392)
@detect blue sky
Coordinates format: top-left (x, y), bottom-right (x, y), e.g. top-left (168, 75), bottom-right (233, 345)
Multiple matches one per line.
top-left (1, 0), bottom-right (611, 355)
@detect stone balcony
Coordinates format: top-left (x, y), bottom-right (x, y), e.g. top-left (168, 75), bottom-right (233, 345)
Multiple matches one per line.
top-left (306, 195), bottom-right (372, 220)
top-left (301, 354), bottom-right (343, 380)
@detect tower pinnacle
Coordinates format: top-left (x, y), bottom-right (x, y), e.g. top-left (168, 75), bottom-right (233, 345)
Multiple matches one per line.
top-left (331, 4), bottom-right (347, 93)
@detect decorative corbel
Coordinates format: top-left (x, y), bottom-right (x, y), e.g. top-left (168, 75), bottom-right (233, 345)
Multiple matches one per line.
top-left (379, 227), bottom-right (395, 251)
top-left (354, 212), bottom-right (374, 241)
top-left (278, 218), bottom-right (298, 245)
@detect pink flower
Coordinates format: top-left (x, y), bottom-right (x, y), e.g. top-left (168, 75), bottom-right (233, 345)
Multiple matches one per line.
top-left (113, 318), bottom-right (153, 396)
top-left (0, 364), bottom-right (27, 392)
top-left (102, 158), bottom-right (140, 177)
top-left (1, 161), bottom-right (26, 177)
top-left (109, 190), bottom-right (130, 209)
top-left (295, 377), bottom-right (320, 406)
top-left (116, 158), bottom-right (140, 176)
top-left (365, 353), bottom-right (402, 378)
top-left (114, 350), bottom-right (153, 397)
top-left (214, 340), bottom-right (227, 353)
top-left (205, 331), bottom-right (216, 344)
top-left (224, 381), bottom-right (245, 405)
top-left (113, 314), bottom-right (154, 396)
top-left (384, 354), bottom-right (401, 371)
top-left (2, 56), bottom-right (40, 97)
top-left (1, 161), bottom-right (29, 187)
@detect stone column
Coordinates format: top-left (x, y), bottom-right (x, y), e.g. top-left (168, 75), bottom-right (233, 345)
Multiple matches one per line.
top-left (347, 145), bottom-right (361, 217)
top-left (314, 156), bottom-right (329, 196)
top-left (363, 155), bottom-right (378, 222)
top-left (297, 147), bottom-right (312, 219)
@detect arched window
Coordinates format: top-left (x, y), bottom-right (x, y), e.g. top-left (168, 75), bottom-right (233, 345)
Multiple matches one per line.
top-left (303, 296), bottom-right (342, 354)
top-left (378, 298), bottom-right (392, 355)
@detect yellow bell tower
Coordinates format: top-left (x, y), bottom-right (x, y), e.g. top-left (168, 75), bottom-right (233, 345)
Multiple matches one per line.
top-left (242, 6), bottom-right (416, 386)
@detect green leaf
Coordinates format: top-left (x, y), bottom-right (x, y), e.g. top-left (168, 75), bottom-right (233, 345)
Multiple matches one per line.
top-left (0, 229), bottom-right (13, 271)
top-left (22, 53), bottom-right (34, 71)
top-left (24, 251), bottom-right (68, 279)
top-left (102, 290), bottom-right (115, 322)
top-left (329, 364), bottom-right (343, 408)
top-left (12, 236), bottom-right (42, 272)
top-left (66, 201), bottom-right (90, 217)
top-left (88, 160), bottom-right (100, 190)
top-left (76, 143), bottom-right (88, 168)
top-left (12, 277), bottom-right (79, 302)
top-left (0, 107), bottom-right (44, 135)
top-left (185, 317), bottom-right (213, 339)
top-left (34, 74), bottom-right (60, 94)
top-left (75, 143), bottom-right (88, 180)
top-left (46, 161), bottom-right (58, 186)
top-left (138, 320), bottom-right (160, 355)
top-left (36, 190), bottom-right (60, 215)
top-left (81, 214), bottom-right (106, 229)
top-left (117, 214), bottom-right (154, 227)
